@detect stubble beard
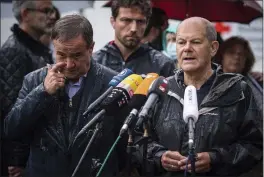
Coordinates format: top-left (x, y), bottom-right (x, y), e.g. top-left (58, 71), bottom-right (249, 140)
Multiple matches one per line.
top-left (119, 35), bottom-right (140, 49)
top-left (31, 23), bottom-right (49, 39)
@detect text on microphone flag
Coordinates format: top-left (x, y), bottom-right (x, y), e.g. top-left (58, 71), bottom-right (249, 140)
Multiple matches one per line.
top-left (119, 69), bottom-right (128, 76)
top-left (117, 74), bottom-right (143, 92)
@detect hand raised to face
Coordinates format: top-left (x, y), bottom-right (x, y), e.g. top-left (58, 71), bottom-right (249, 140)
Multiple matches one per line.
top-left (44, 62), bottom-right (67, 95)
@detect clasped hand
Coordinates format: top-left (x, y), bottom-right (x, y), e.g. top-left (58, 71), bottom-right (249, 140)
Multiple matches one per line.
top-left (161, 151), bottom-right (211, 173)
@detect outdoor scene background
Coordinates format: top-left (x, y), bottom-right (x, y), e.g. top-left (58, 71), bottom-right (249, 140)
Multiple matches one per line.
top-left (1, 1), bottom-right (263, 72)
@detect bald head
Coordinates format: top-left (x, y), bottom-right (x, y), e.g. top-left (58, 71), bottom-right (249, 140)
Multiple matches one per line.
top-left (175, 16), bottom-right (219, 75)
top-left (177, 17), bottom-right (217, 42)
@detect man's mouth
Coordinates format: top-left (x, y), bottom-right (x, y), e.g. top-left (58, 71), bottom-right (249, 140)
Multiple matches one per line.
top-left (183, 58), bottom-right (195, 60)
top-left (127, 36), bottom-right (137, 39)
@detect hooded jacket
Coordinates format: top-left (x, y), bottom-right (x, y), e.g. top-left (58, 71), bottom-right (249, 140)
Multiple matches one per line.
top-left (4, 61), bottom-right (122, 177)
top-left (147, 64), bottom-right (263, 177)
top-left (93, 42), bottom-right (176, 77)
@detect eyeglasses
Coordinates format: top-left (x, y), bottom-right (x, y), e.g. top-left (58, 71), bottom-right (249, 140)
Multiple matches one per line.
top-left (27, 7), bottom-right (55, 16)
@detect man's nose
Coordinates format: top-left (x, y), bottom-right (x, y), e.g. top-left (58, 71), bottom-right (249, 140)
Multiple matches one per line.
top-left (47, 10), bottom-right (57, 20)
top-left (130, 20), bottom-right (138, 33)
top-left (66, 59), bottom-right (76, 69)
top-left (183, 42), bottom-right (192, 52)
top-left (49, 14), bottom-right (56, 21)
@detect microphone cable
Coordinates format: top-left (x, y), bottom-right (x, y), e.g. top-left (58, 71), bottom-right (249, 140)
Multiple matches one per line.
top-left (184, 151), bottom-right (196, 177)
top-left (184, 155), bottom-right (190, 177)
top-left (96, 135), bottom-right (122, 177)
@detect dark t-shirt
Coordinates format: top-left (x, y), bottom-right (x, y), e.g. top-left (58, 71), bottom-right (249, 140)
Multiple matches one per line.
top-left (197, 70), bottom-right (216, 106)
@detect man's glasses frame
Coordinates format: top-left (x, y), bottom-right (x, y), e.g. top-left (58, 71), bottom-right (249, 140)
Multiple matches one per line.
top-left (26, 7), bottom-right (55, 16)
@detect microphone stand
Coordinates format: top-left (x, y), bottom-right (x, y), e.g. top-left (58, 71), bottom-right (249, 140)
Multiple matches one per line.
top-left (133, 118), bottom-right (151, 177)
top-left (186, 120), bottom-right (196, 177)
top-left (189, 146), bottom-right (196, 177)
top-left (185, 143), bottom-right (196, 177)
top-left (71, 122), bottom-right (103, 177)
top-left (142, 120), bottom-right (150, 177)
top-left (75, 109), bottom-right (106, 140)
top-left (126, 128), bottom-right (135, 176)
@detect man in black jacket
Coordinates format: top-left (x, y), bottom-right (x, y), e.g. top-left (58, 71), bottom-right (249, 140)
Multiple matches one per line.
top-left (93, 0), bottom-right (175, 77)
top-left (5, 14), bottom-right (123, 177)
top-left (0, 1), bottom-right (57, 176)
top-left (146, 17), bottom-right (263, 176)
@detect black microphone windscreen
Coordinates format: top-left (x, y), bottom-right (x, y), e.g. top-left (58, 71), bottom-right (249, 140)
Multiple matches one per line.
top-left (100, 87), bottom-right (131, 116)
top-left (128, 94), bottom-right (147, 111)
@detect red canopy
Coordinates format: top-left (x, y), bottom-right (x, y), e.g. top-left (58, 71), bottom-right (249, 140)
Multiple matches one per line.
top-left (103, 0), bottom-right (262, 24)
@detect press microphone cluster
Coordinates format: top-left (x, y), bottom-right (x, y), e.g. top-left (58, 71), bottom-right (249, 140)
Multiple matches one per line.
top-left (119, 73), bottom-right (159, 136)
top-left (135, 76), bottom-right (169, 129)
top-left (74, 71), bottom-right (162, 177)
top-left (100, 74), bottom-right (144, 114)
top-left (76, 74), bottom-right (144, 139)
top-left (95, 73), bottom-right (165, 177)
top-left (183, 85), bottom-right (199, 149)
top-left (83, 68), bottom-right (133, 116)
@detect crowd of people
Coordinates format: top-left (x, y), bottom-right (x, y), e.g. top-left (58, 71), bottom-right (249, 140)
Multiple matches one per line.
top-left (0, 0), bottom-right (262, 177)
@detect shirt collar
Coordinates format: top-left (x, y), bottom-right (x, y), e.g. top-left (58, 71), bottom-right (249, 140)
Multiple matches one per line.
top-left (177, 69), bottom-right (216, 89)
top-left (68, 73), bottom-right (87, 86)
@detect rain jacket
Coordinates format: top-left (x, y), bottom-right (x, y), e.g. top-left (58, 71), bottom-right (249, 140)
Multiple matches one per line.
top-left (4, 61), bottom-right (123, 177)
top-left (93, 42), bottom-right (176, 77)
top-left (0, 24), bottom-right (53, 174)
top-left (147, 64), bottom-right (263, 177)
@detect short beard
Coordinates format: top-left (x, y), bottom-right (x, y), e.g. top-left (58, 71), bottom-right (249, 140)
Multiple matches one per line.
top-left (31, 25), bottom-right (47, 39)
top-left (122, 39), bottom-right (140, 49)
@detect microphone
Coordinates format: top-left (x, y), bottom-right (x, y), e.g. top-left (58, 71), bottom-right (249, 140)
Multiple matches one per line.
top-left (183, 85), bottom-right (199, 149)
top-left (135, 76), bottom-right (169, 129)
top-left (75, 74), bottom-right (144, 140)
top-left (83, 68), bottom-right (133, 116)
top-left (119, 73), bottom-right (159, 136)
top-left (100, 74), bottom-right (143, 115)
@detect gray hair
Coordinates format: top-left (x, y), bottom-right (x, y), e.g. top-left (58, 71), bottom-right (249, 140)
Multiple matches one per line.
top-left (51, 14), bottom-right (93, 47)
top-left (12, 0), bottom-right (35, 22)
top-left (177, 17), bottom-right (217, 42)
top-left (205, 22), bottom-right (217, 41)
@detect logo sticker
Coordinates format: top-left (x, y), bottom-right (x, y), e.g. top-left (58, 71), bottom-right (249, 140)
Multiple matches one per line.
top-left (118, 69), bottom-right (127, 76)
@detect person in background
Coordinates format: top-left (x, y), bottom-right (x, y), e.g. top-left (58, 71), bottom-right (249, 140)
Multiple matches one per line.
top-left (93, 1), bottom-right (175, 175)
top-left (141, 7), bottom-right (169, 51)
top-left (93, 0), bottom-right (175, 77)
top-left (214, 36), bottom-right (263, 113)
top-left (162, 25), bottom-right (177, 64)
top-left (145, 17), bottom-right (262, 177)
top-left (4, 14), bottom-right (123, 177)
top-left (0, 1), bottom-right (56, 176)
top-left (40, 5), bottom-right (60, 62)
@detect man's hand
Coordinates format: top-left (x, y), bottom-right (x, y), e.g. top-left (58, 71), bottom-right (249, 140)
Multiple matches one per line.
top-left (179, 152), bottom-right (211, 173)
top-left (8, 166), bottom-right (24, 177)
top-left (44, 62), bottom-right (66, 95)
top-left (161, 150), bottom-right (187, 171)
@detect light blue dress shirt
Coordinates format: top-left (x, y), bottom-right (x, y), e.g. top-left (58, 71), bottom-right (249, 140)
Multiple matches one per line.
top-left (65, 74), bottom-right (87, 99)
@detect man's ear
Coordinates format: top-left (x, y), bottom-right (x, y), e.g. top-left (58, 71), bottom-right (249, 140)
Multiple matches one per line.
top-left (89, 42), bottom-right (95, 53)
top-left (110, 16), bottom-right (115, 29)
top-left (211, 41), bottom-right (219, 57)
top-left (21, 8), bottom-right (30, 22)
